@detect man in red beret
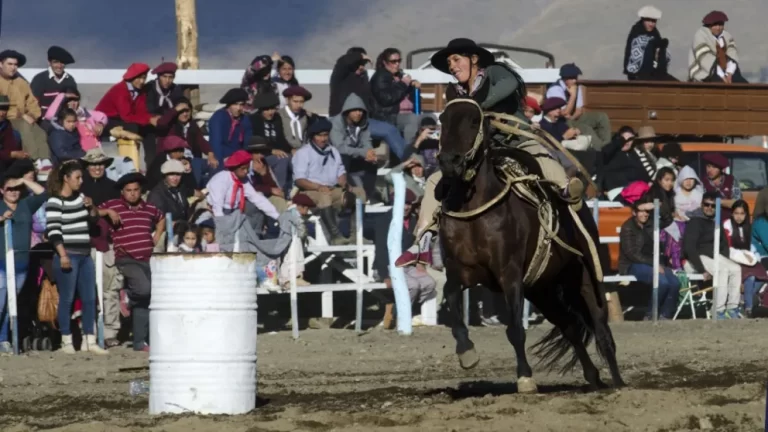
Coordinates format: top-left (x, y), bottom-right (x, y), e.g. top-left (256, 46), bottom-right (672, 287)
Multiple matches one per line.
top-left (701, 152), bottom-right (741, 206)
top-left (279, 85), bottom-right (313, 150)
top-left (688, 11), bottom-right (746, 83)
top-left (146, 62), bottom-right (183, 116)
top-left (207, 149), bottom-right (279, 219)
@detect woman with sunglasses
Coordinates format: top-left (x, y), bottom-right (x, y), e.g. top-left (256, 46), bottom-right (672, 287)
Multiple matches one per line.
top-left (370, 48), bottom-right (421, 145)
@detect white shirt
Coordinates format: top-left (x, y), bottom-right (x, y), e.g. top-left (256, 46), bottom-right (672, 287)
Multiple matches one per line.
top-left (715, 35), bottom-right (738, 78)
top-left (205, 170), bottom-right (280, 219)
top-left (48, 67), bottom-right (69, 84)
top-left (545, 80), bottom-right (584, 110)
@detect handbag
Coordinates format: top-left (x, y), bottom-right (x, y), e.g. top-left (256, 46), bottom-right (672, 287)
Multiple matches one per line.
top-left (37, 278), bottom-right (59, 326)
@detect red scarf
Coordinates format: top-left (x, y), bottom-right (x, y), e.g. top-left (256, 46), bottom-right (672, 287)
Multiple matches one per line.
top-left (229, 172), bottom-right (246, 212)
top-left (228, 113), bottom-right (244, 142)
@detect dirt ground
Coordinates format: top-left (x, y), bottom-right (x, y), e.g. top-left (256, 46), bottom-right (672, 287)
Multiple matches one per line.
top-left (0, 320), bottom-right (766, 432)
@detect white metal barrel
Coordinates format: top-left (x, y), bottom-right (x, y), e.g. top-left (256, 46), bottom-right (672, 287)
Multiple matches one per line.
top-left (149, 253), bottom-right (258, 415)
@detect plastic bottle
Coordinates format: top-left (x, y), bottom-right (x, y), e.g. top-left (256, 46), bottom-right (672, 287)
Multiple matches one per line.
top-left (129, 379), bottom-right (150, 396)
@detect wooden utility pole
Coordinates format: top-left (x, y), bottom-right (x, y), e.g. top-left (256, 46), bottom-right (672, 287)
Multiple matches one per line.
top-left (175, 0), bottom-right (200, 107)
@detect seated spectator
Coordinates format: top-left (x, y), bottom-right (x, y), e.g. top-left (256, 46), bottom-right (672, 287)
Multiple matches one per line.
top-left (206, 150), bottom-right (280, 220)
top-left (331, 93), bottom-right (379, 202)
top-left (647, 167), bottom-right (685, 268)
top-left (48, 108), bottom-right (85, 165)
top-left (374, 189), bottom-right (437, 325)
top-left (292, 118), bottom-right (365, 245)
top-left (249, 92), bottom-right (292, 193)
top-left (674, 165), bottom-right (704, 219)
top-left (387, 154), bottom-right (427, 201)
top-left (0, 50), bottom-right (49, 160)
top-left (280, 86), bottom-right (312, 150)
top-left (80, 149), bottom-right (119, 205)
top-left (241, 55), bottom-right (277, 113)
top-left (146, 62), bottom-right (183, 116)
top-left (156, 96), bottom-right (216, 187)
top-left (411, 116), bottom-right (440, 177)
top-left (701, 152), bottom-right (741, 207)
top-left (199, 219), bottom-right (219, 252)
top-left (683, 192), bottom-right (742, 319)
top-left (523, 95), bottom-right (542, 124)
top-left (147, 159), bottom-right (191, 227)
top-left (724, 200), bottom-right (765, 318)
top-left (623, 6), bottom-right (675, 81)
top-left (688, 11), bottom-right (747, 83)
top-left (601, 126), bottom-right (635, 167)
top-left (370, 48), bottom-right (421, 144)
top-left (95, 63), bottom-right (160, 138)
top-left (246, 137), bottom-right (288, 213)
top-left (30, 46), bottom-right (77, 112)
top-left (633, 126), bottom-right (659, 177)
top-left (539, 97), bottom-right (591, 151)
top-left (146, 136), bottom-right (198, 193)
top-left (656, 142), bottom-right (683, 174)
top-left (618, 196), bottom-right (680, 319)
top-left (44, 89), bottom-right (107, 152)
top-left (271, 54), bottom-right (298, 108)
top-left (600, 127), bottom-right (655, 194)
top-left (0, 95), bottom-right (28, 172)
top-left (0, 174), bottom-right (46, 353)
top-left (208, 88), bottom-right (252, 167)
top-left (545, 63), bottom-right (612, 149)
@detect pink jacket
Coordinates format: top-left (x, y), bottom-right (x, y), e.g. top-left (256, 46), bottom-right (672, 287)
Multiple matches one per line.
top-left (44, 93), bottom-right (108, 151)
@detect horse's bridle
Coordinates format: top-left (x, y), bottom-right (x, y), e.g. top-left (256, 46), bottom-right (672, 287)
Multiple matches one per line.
top-left (441, 98), bottom-right (486, 182)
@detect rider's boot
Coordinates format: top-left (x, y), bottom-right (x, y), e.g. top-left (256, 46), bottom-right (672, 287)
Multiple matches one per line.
top-left (395, 231), bottom-right (434, 268)
top-left (563, 177), bottom-right (584, 211)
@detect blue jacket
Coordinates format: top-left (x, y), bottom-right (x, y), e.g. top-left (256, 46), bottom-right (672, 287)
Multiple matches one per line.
top-left (208, 109), bottom-right (252, 166)
top-left (752, 216), bottom-right (768, 256)
top-left (48, 128), bottom-right (85, 165)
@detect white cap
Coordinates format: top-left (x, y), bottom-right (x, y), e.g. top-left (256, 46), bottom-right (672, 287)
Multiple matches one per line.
top-left (638, 5), bottom-right (662, 20)
top-left (161, 159), bottom-right (185, 175)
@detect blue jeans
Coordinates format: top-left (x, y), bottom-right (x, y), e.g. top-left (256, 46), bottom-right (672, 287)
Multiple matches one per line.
top-left (744, 276), bottom-right (760, 310)
top-left (0, 268), bottom-right (27, 343)
top-left (190, 157), bottom-right (213, 189)
top-left (54, 254), bottom-right (96, 335)
top-left (265, 154), bottom-right (292, 195)
top-left (627, 263), bottom-right (681, 319)
top-left (369, 118), bottom-right (406, 160)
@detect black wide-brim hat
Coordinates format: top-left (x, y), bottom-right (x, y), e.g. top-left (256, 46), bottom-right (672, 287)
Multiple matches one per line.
top-left (115, 172), bottom-right (147, 190)
top-left (430, 38), bottom-right (495, 75)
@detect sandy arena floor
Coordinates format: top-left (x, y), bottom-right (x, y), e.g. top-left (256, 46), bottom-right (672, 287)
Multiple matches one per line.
top-left (0, 320), bottom-right (766, 432)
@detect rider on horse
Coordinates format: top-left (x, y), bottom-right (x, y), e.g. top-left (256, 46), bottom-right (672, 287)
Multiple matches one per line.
top-left (395, 38), bottom-right (585, 267)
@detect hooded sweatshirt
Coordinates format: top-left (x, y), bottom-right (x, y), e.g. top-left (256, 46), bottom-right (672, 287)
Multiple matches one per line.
top-left (330, 93), bottom-right (372, 159)
top-left (682, 208), bottom-right (729, 273)
top-left (674, 166), bottom-right (703, 218)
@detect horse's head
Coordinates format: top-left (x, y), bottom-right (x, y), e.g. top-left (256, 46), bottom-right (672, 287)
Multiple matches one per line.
top-left (437, 99), bottom-right (489, 181)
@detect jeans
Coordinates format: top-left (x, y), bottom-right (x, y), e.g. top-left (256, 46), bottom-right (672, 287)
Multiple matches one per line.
top-left (744, 276), bottom-right (760, 310)
top-left (54, 254), bottom-right (96, 335)
top-left (265, 154), bottom-right (292, 195)
top-left (190, 157), bottom-right (213, 189)
top-left (369, 118), bottom-right (406, 160)
top-left (627, 263), bottom-right (681, 318)
top-left (0, 268), bottom-right (27, 343)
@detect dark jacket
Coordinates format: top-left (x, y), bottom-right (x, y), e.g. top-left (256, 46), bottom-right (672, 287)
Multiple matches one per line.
top-left (248, 168), bottom-right (279, 197)
top-left (250, 113), bottom-right (291, 153)
top-left (373, 209), bottom-right (417, 280)
top-left (208, 109), bottom-right (252, 165)
top-left (369, 68), bottom-right (411, 124)
top-left (30, 70), bottom-right (78, 111)
top-left (81, 173), bottom-right (119, 207)
top-left (48, 128), bottom-right (85, 165)
top-left (444, 63), bottom-right (525, 118)
top-left (329, 52), bottom-right (373, 117)
top-left (146, 155), bottom-right (198, 192)
top-left (144, 79), bottom-right (184, 115)
top-left (147, 181), bottom-right (191, 224)
top-left (683, 208), bottom-right (729, 273)
top-left (156, 109), bottom-right (212, 158)
top-left (599, 144), bottom-right (652, 192)
top-left (539, 116), bottom-right (570, 142)
top-left (619, 217), bottom-right (657, 274)
top-left (0, 120), bottom-right (20, 169)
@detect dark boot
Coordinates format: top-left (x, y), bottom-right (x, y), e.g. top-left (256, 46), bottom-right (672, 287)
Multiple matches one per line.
top-left (347, 211), bottom-right (373, 245)
top-left (318, 207), bottom-right (349, 245)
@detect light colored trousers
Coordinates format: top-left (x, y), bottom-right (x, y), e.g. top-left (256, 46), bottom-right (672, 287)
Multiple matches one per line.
top-left (404, 266), bottom-right (437, 304)
top-left (91, 246), bottom-right (124, 339)
top-left (684, 254), bottom-right (742, 312)
top-left (279, 235), bottom-right (306, 285)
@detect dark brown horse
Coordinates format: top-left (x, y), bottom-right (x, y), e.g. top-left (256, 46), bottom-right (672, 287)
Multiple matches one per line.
top-left (436, 99), bottom-right (624, 392)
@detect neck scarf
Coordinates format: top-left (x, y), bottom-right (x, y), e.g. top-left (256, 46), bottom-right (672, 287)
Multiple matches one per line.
top-left (452, 68), bottom-right (486, 97)
top-left (309, 141), bottom-right (334, 166)
top-left (126, 82), bottom-right (139, 100)
top-left (284, 106), bottom-right (303, 140)
top-left (155, 80), bottom-right (173, 110)
top-left (228, 112), bottom-right (243, 142)
top-left (229, 172), bottom-right (246, 212)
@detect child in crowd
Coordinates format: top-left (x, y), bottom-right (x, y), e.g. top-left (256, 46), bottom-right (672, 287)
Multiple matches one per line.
top-left (48, 108), bottom-right (86, 165)
top-left (199, 220), bottom-right (219, 252)
top-left (177, 223), bottom-right (201, 253)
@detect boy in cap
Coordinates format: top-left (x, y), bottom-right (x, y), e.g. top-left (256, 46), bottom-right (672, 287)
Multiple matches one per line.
top-left (95, 62), bottom-right (161, 136)
top-left (279, 86), bottom-right (312, 150)
top-left (688, 11), bottom-right (746, 83)
top-left (209, 88), bottom-right (253, 167)
top-left (146, 62), bottom-right (183, 115)
top-left (30, 46), bottom-right (78, 112)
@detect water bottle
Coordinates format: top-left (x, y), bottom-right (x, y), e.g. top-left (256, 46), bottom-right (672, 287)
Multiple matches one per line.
top-left (414, 88), bottom-right (421, 114)
top-left (129, 379), bottom-right (150, 396)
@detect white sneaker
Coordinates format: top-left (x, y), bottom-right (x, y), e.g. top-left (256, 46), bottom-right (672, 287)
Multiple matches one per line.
top-left (411, 315), bottom-right (425, 327)
top-left (59, 335), bottom-right (76, 354)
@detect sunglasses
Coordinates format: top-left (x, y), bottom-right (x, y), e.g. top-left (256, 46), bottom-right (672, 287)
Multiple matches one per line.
top-left (177, 108), bottom-right (191, 114)
top-left (387, 58), bottom-right (402, 64)
top-left (702, 202), bottom-right (716, 208)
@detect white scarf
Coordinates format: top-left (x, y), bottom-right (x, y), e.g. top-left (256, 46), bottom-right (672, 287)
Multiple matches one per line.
top-left (284, 106), bottom-right (303, 141)
top-left (156, 80), bottom-right (173, 110)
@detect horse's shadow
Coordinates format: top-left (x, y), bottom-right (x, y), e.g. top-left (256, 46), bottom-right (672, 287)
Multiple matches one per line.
top-left (425, 380), bottom-right (592, 400)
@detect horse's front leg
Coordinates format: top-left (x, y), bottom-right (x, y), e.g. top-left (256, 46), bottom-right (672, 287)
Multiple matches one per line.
top-left (444, 268), bottom-right (478, 369)
top-left (500, 268), bottom-right (537, 394)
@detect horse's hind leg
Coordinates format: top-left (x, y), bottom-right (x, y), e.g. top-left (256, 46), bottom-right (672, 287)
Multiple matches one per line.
top-left (501, 275), bottom-right (536, 393)
top-left (445, 275), bottom-right (478, 369)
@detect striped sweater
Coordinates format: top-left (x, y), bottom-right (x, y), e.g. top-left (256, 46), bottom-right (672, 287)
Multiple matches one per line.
top-left (45, 193), bottom-right (93, 255)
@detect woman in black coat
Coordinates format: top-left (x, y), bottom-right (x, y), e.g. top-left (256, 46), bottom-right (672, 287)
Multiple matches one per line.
top-left (623, 6), bottom-right (677, 81)
top-left (369, 48), bottom-right (421, 143)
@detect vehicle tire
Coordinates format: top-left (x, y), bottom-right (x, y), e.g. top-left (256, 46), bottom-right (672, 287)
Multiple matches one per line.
top-left (41, 337), bottom-right (53, 351)
top-left (22, 336), bottom-right (32, 352)
top-left (33, 337), bottom-right (42, 351)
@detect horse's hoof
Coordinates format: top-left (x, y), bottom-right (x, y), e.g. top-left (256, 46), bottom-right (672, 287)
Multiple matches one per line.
top-left (457, 348), bottom-right (480, 370)
top-left (517, 377), bottom-right (538, 394)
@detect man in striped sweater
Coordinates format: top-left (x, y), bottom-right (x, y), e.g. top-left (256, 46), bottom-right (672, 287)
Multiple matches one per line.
top-left (99, 173), bottom-right (165, 352)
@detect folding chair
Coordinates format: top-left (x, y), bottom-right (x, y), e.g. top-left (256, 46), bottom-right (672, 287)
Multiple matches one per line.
top-left (673, 271), bottom-right (713, 320)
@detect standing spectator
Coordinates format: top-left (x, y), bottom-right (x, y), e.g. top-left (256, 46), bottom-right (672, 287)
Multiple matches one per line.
top-left (0, 175), bottom-right (46, 353)
top-left (0, 50), bottom-right (48, 160)
top-left (674, 165), bottom-right (704, 219)
top-left (147, 159), bottom-right (191, 227)
top-left (145, 62), bottom-right (183, 115)
top-left (146, 136), bottom-right (198, 194)
top-left (249, 92), bottom-right (292, 193)
top-left (682, 192), bottom-right (742, 319)
top-left (95, 63), bottom-right (160, 137)
top-left (80, 149), bottom-right (119, 205)
top-left (688, 11), bottom-right (747, 83)
top-left (292, 118), bottom-right (365, 245)
top-left (241, 55), bottom-right (277, 113)
top-left (623, 6), bottom-right (674, 81)
top-left (271, 54), bottom-right (298, 108)
top-left (545, 63), bottom-right (612, 149)
top-left (0, 95), bottom-right (28, 173)
top-left (618, 196), bottom-right (680, 319)
top-left (30, 46), bottom-right (78, 112)
top-left (48, 108), bottom-right (85, 165)
top-left (701, 152), bottom-right (741, 206)
top-left (208, 88), bottom-right (252, 167)
top-left (44, 89), bottom-right (107, 152)
top-left (45, 160), bottom-right (110, 354)
top-left (724, 200), bottom-right (765, 318)
top-left (370, 48), bottom-right (421, 144)
top-left (331, 93), bottom-right (378, 202)
top-left (100, 173), bottom-right (165, 352)
top-left (246, 138), bottom-right (288, 213)
top-left (656, 142), bottom-right (683, 174)
top-left (279, 86), bottom-right (312, 151)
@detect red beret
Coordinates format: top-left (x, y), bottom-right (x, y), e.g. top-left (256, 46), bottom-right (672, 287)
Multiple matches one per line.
top-left (157, 136), bottom-right (190, 153)
top-left (540, 97), bottom-right (567, 113)
top-left (524, 96), bottom-right (542, 114)
top-left (123, 63), bottom-right (150, 81)
top-left (702, 10), bottom-right (728, 26)
top-left (292, 193), bottom-right (317, 208)
top-left (389, 188), bottom-right (418, 204)
top-left (282, 85), bottom-right (312, 102)
top-left (702, 152), bottom-right (728, 170)
top-left (152, 62), bottom-right (178, 76)
top-left (225, 150), bottom-right (253, 169)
